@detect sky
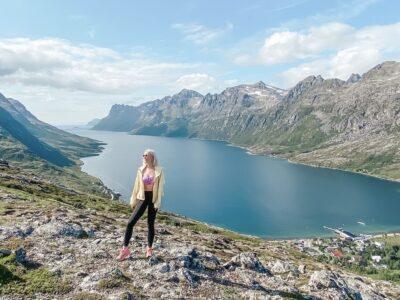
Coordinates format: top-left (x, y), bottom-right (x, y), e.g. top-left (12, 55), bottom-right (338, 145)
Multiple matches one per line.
top-left (0, 0), bottom-right (399, 125)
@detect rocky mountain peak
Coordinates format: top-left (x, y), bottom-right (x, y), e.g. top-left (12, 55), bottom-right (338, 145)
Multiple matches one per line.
top-left (175, 89), bottom-right (203, 99)
top-left (286, 75), bottom-right (324, 101)
top-left (361, 60), bottom-right (400, 81)
top-left (346, 73), bottom-right (361, 84)
top-left (110, 103), bottom-right (129, 111)
top-left (252, 81), bottom-right (267, 89)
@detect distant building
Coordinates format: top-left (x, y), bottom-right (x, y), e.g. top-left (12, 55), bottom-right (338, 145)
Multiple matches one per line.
top-left (332, 249), bottom-right (344, 258)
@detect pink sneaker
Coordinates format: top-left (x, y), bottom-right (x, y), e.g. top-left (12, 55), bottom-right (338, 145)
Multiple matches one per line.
top-left (117, 247), bottom-right (131, 261)
top-left (146, 246), bottom-right (154, 258)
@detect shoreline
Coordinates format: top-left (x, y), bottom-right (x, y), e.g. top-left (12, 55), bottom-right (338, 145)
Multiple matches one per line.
top-left (189, 135), bottom-right (400, 184)
top-left (163, 210), bottom-right (400, 242)
top-left (75, 128), bottom-right (400, 241)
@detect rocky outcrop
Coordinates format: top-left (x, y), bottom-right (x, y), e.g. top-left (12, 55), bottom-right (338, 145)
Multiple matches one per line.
top-left (93, 81), bottom-right (287, 140)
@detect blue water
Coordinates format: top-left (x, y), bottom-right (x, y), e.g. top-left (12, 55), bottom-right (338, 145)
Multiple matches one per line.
top-left (68, 128), bottom-right (400, 239)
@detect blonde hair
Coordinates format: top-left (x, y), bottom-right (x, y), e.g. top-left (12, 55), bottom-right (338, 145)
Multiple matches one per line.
top-left (142, 148), bottom-right (158, 167)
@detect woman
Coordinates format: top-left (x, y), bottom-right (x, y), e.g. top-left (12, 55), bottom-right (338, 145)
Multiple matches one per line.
top-left (117, 148), bottom-right (165, 261)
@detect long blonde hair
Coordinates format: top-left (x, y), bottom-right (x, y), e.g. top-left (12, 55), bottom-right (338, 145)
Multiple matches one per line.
top-left (142, 148), bottom-right (158, 167)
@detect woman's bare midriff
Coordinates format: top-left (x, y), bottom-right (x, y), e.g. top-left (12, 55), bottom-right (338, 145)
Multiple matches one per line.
top-left (143, 166), bottom-right (155, 191)
top-left (144, 183), bottom-right (154, 191)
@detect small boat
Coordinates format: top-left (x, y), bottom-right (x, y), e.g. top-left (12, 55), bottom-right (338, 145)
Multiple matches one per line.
top-left (357, 221), bottom-right (366, 226)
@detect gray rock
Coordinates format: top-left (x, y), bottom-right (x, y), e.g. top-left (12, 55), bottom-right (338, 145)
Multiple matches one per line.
top-left (269, 259), bottom-right (294, 274)
top-left (34, 220), bottom-right (88, 238)
top-left (0, 225), bottom-right (34, 240)
top-left (0, 249), bottom-right (12, 258)
top-left (309, 270), bottom-right (362, 299)
top-left (298, 264), bottom-right (307, 274)
top-left (166, 274), bottom-right (180, 283)
top-left (15, 247), bottom-right (27, 265)
top-left (178, 268), bottom-right (199, 286)
top-left (148, 255), bottom-right (160, 266)
top-left (224, 252), bottom-right (271, 274)
top-left (159, 262), bottom-right (170, 273)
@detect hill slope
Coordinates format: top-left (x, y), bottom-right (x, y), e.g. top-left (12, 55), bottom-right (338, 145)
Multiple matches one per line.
top-left (0, 107), bottom-right (73, 167)
top-left (0, 93), bottom-right (114, 196)
top-left (0, 164), bottom-right (399, 299)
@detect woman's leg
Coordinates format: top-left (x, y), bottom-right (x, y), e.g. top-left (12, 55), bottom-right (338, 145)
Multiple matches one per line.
top-left (147, 199), bottom-right (158, 247)
top-left (123, 200), bottom-right (147, 247)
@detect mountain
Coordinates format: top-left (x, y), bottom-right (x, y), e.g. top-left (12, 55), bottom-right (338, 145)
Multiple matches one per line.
top-left (0, 93), bottom-right (114, 196)
top-left (0, 94), bottom-right (104, 159)
top-left (93, 61), bottom-right (400, 181)
top-left (94, 81), bottom-right (288, 138)
top-left (86, 118), bottom-right (101, 127)
top-left (0, 106), bottom-right (73, 167)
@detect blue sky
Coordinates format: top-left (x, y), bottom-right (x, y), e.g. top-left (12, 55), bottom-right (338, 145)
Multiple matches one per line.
top-left (0, 0), bottom-right (399, 124)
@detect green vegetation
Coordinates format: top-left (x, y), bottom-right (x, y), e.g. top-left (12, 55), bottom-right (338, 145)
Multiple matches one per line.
top-left (256, 114), bottom-right (331, 154)
top-left (97, 272), bottom-right (131, 290)
top-left (0, 107), bottom-right (74, 167)
top-left (315, 236), bottom-right (400, 283)
top-left (0, 166), bottom-right (128, 215)
top-left (340, 148), bottom-right (400, 181)
top-left (72, 292), bottom-right (106, 300)
top-left (0, 254), bottom-right (72, 295)
top-left (156, 213), bottom-right (262, 246)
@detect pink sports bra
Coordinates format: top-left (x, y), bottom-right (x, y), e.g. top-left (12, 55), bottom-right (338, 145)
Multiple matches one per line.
top-left (142, 174), bottom-right (154, 185)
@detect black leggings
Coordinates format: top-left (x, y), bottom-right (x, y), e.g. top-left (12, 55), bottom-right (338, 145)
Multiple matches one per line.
top-left (124, 191), bottom-right (158, 247)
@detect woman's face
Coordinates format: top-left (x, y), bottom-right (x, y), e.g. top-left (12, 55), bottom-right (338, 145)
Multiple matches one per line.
top-left (142, 152), bottom-right (154, 165)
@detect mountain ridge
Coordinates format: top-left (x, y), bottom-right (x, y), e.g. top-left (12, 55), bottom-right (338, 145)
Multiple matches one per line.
top-left (93, 60), bottom-right (400, 181)
top-left (0, 93), bottom-right (118, 197)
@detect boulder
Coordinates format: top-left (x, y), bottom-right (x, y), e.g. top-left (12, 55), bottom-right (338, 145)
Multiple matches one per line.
top-left (223, 252), bottom-right (271, 274)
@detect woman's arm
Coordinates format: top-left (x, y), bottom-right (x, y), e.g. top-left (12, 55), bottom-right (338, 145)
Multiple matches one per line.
top-left (130, 170), bottom-right (140, 207)
top-left (154, 169), bottom-right (165, 210)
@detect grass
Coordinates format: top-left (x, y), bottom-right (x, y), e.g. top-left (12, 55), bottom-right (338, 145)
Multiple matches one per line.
top-left (97, 273), bottom-right (131, 290)
top-left (372, 235), bottom-right (400, 247)
top-left (72, 292), bottom-right (106, 300)
top-left (156, 212), bottom-right (262, 246)
top-left (0, 254), bottom-right (72, 296)
top-left (0, 172), bottom-right (129, 215)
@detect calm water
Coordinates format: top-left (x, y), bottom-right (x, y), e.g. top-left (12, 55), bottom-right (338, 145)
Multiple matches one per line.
top-left (68, 128), bottom-right (400, 239)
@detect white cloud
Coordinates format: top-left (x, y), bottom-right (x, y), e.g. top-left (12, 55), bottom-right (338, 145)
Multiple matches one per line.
top-left (279, 46), bottom-right (384, 87)
top-left (231, 21), bottom-right (400, 87)
top-left (172, 22), bottom-right (233, 45)
top-left (259, 22), bottom-right (354, 64)
top-left (277, 21), bottom-right (400, 65)
top-left (174, 73), bottom-right (217, 93)
top-left (0, 37), bottom-right (203, 94)
top-left (0, 37), bottom-right (227, 124)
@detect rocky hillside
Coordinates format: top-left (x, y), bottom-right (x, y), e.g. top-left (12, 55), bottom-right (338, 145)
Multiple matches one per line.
top-left (0, 106), bottom-right (73, 167)
top-left (0, 93), bottom-right (105, 160)
top-left (1, 164), bottom-right (400, 299)
top-left (94, 61), bottom-right (400, 181)
top-left (0, 93), bottom-right (114, 197)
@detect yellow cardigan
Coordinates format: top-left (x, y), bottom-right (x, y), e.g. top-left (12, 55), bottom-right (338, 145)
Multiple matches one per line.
top-left (130, 165), bottom-right (165, 210)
